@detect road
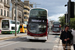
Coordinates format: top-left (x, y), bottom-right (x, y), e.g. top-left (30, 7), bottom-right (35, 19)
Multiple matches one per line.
top-left (0, 33), bottom-right (60, 50)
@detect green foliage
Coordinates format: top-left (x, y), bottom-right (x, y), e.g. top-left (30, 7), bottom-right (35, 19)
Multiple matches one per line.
top-left (59, 15), bottom-right (65, 28)
top-left (70, 18), bottom-right (75, 29)
top-left (59, 15), bottom-right (75, 29)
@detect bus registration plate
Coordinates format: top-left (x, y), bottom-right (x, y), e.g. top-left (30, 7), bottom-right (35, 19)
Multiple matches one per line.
top-left (34, 37), bottom-right (38, 39)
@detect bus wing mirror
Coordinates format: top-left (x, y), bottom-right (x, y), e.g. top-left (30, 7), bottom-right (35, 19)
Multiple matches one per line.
top-left (27, 25), bottom-right (28, 29)
top-left (48, 25), bottom-right (49, 28)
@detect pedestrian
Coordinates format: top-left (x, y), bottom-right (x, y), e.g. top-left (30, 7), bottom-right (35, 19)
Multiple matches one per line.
top-left (71, 29), bottom-right (75, 50)
top-left (60, 25), bottom-right (73, 50)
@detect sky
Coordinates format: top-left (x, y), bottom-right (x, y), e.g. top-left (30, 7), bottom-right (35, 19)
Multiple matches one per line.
top-left (21, 0), bottom-right (75, 21)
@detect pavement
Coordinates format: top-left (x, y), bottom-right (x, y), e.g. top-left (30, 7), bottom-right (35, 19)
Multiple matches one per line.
top-left (0, 33), bottom-right (27, 40)
top-left (53, 38), bottom-right (74, 50)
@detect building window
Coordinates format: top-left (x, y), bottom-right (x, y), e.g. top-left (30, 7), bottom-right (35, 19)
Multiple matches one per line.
top-left (24, 12), bottom-right (27, 14)
top-left (24, 17), bottom-right (28, 19)
top-left (4, 10), bottom-right (6, 16)
top-left (4, 0), bottom-right (6, 4)
top-left (1, 9), bottom-right (3, 16)
top-left (18, 11), bottom-right (22, 18)
top-left (7, 11), bottom-right (9, 17)
top-left (24, 12), bottom-right (29, 15)
top-left (24, 8), bottom-right (29, 11)
top-left (0, 0), bottom-right (2, 2)
top-left (7, 0), bottom-right (9, 4)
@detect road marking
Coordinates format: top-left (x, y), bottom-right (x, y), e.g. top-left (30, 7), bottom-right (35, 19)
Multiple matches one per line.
top-left (0, 34), bottom-right (27, 41)
top-left (0, 42), bottom-right (19, 48)
top-left (53, 38), bottom-right (74, 50)
top-left (0, 40), bottom-right (5, 43)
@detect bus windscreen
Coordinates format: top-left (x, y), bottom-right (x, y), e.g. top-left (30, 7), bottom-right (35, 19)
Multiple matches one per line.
top-left (28, 23), bottom-right (46, 34)
top-left (2, 20), bottom-right (9, 28)
top-left (29, 9), bottom-right (47, 18)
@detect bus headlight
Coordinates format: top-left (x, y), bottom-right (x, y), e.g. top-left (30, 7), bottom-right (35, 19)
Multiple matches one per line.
top-left (44, 26), bottom-right (46, 28)
top-left (38, 25), bottom-right (41, 28)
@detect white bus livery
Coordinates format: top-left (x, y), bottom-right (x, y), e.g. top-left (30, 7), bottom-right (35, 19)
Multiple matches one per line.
top-left (1, 19), bottom-right (20, 34)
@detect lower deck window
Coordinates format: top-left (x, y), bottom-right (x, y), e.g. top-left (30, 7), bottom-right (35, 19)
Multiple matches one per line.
top-left (11, 27), bottom-right (17, 30)
top-left (12, 27), bottom-right (15, 30)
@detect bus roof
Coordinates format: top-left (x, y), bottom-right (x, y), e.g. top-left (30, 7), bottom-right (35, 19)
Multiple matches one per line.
top-left (29, 8), bottom-right (48, 18)
top-left (2, 19), bottom-right (20, 22)
top-left (30, 8), bottom-right (48, 11)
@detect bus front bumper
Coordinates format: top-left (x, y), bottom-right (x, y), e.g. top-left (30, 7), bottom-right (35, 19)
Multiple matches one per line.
top-left (27, 35), bottom-right (47, 40)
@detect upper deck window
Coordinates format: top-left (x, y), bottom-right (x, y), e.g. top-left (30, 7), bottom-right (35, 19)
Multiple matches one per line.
top-left (29, 9), bottom-right (47, 19)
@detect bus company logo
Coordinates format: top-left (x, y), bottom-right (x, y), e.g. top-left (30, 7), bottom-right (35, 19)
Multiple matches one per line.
top-left (31, 19), bottom-right (44, 22)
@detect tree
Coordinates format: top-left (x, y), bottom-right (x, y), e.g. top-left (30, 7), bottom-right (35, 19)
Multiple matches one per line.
top-left (70, 18), bottom-right (75, 29)
top-left (59, 15), bottom-right (75, 29)
top-left (59, 15), bottom-right (65, 28)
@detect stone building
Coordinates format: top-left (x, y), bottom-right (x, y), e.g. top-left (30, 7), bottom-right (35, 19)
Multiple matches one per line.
top-left (23, 0), bottom-right (33, 24)
top-left (11, 0), bottom-right (33, 24)
top-left (11, 0), bottom-right (24, 24)
top-left (0, 0), bottom-right (11, 29)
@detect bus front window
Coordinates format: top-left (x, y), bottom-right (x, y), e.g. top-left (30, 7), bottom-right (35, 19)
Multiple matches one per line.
top-left (30, 9), bottom-right (47, 18)
top-left (28, 23), bottom-right (46, 34)
top-left (53, 28), bottom-right (60, 31)
top-left (2, 20), bottom-right (9, 28)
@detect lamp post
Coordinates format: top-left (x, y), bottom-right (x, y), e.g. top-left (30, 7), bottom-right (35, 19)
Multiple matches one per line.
top-left (30, 2), bottom-right (40, 8)
top-left (15, 0), bottom-right (18, 36)
top-left (68, 0), bottom-right (71, 27)
top-left (65, 0), bottom-right (71, 26)
top-left (64, 13), bottom-right (68, 25)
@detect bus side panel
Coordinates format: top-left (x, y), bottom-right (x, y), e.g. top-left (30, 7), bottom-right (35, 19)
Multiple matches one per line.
top-left (17, 25), bottom-right (20, 33)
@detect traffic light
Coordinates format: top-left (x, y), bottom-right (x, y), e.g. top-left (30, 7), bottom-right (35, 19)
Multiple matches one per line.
top-left (65, 14), bottom-right (68, 23)
top-left (68, 2), bottom-right (74, 18)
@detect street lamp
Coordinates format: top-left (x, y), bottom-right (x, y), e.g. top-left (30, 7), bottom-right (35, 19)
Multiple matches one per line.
top-left (64, 0), bottom-right (71, 27)
top-left (30, 2), bottom-right (41, 8)
top-left (15, 0), bottom-right (18, 36)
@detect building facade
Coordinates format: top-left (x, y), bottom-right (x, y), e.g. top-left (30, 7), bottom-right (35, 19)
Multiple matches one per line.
top-left (0, 0), bottom-right (11, 29)
top-left (11, 0), bottom-right (33, 24)
top-left (23, 0), bottom-right (33, 24)
top-left (11, 0), bottom-right (24, 24)
top-left (49, 20), bottom-right (54, 29)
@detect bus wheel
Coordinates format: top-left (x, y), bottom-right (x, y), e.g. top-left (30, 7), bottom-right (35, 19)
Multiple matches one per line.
top-left (29, 39), bottom-right (32, 41)
top-left (43, 40), bottom-right (46, 42)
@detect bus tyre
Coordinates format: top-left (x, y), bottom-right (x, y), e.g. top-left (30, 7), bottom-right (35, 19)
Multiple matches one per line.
top-left (43, 40), bottom-right (46, 42)
top-left (29, 39), bottom-right (32, 41)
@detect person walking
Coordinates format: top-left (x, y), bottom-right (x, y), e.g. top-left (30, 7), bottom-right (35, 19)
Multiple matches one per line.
top-left (71, 29), bottom-right (75, 50)
top-left (60, 25), bottom-right (73, 50)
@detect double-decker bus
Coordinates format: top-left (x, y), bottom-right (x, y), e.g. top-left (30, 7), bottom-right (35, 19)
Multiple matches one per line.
top-left (27, 8), bottom-right (48, 41)
top-left (52, 22), bottom-right (61, 34)
top-left (1, 19), bottom-right (20, 34)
